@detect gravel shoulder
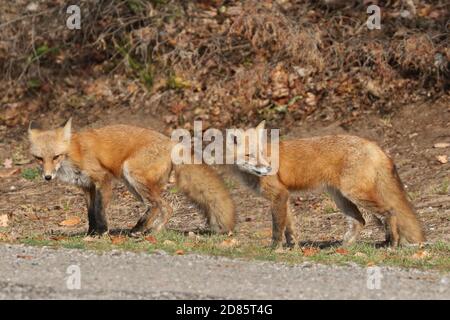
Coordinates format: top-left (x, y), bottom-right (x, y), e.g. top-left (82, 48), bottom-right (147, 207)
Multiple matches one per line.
top-left (0, 244), bottom-right (448, 300)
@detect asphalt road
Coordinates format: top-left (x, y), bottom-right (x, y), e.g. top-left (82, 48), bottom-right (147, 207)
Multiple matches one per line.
top-left (0, 244), bottom-right (448, 299)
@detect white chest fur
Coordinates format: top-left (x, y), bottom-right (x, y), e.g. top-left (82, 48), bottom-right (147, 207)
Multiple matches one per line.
top-left (56, 160), bottom-right (92, 187)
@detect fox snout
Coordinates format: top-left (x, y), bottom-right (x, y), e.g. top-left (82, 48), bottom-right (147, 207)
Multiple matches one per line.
top-left (41, 162), bottom-right (58, 181)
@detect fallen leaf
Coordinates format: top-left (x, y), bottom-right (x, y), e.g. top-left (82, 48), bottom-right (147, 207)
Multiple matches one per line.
top-left (218, 238), bottom-right (239, 249)
top-left (434, 142), bottom-right (450, 148)
top-left (187, 232), bottom-right (196, 238)
top-left (111, 235), bottom-right (126, 245)
top-left (145, 235), bottom-right (157, 244)
top-left (305, 92), bottom-right (317, 106)
top-left (412, 250), bottom-right (430, 260)
top-left (83, 236), bottom-right (96, 242)
top-left (354, 252), bottom-right (367, 258)
top-left (163, 239), bottom-right (175, 246)
top-left (175, 249), bottom-right (185, 255)
top-left (59, 216), bottom-right (81, 227)
top-left (302, 247), bottom-right (320, 257)
top-left (335, 248), bottom-right (349, 255)
top-left (3, 158), bottom-right (13, 168)
top-left (436, 155), bottom-right (448, 164)
top-left (0, 214), bottom-right (8, 227)
top-left (256, 228), bottom-right (272, 238)
top-left (17, 255), bottom-right (33, 260)
top-left (0, 232), bottom-right (9, 241)
top-left (0, 168), bottom-right (20, 178)
top-left (274, 247), bottom-right (286, 254)
top-left (367, 261), bottom-right (375, 267)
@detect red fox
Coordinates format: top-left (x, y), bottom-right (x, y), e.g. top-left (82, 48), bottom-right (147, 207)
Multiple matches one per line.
top-left (229, 121), bottom-right (425, 248)
top-left (28, 119), bottom-right (235, 235)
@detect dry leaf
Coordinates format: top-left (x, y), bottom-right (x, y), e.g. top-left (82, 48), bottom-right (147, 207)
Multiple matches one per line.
top-left (412, 250), bottom-right (430, 260)
top-left (0, 232), bottom-right (9, 241)
top-left (274, 247), bottom-right (286, 254)
top-left (367, 261), bottom-right (375, 267)
top-left (305, 92), bottom-right (317, 106)
top-left (335, 248), bottom-right (349, 255)
top-left (302, 247), bottom-right (320, 257)
top-left (436, 155), bottom-right (448, 164)
top-left (0, 214), bottom-right (9, 227)
top-left (163, 239), bottom-right (175, 246)
top-left (218, 238), bottom-right (239, 249)
top-left (145, 235), bottom-right (157, 244)
top-left (433, 142), bottom-right (450, 149)
top-left (83, 236), bottom-right (96, 242)
top-left (0, 168), bottom-right (20, 178)
top-left (256, 228), bottom-right (272, 238)
top-left (354, 252), bottom-right (367, 258)
top-left (59, 216), bottom-right (81, 227)
top-left (175, 249), bottom-right (185, 255)
top-left (3, 158), bottom-right (13, 168)
top-left (111, 235), bottom-right (126, 245)
top-left (17, 255), bottom-right (33, 260)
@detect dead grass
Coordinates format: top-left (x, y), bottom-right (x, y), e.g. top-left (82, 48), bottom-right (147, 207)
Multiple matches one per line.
top-left (1, 1), bottom-right (448, 131)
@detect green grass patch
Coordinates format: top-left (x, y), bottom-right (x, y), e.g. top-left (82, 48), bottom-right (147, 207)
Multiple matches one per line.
top-left (21, 167), bottom-right (40, 180)
top-left (5, 231), bottom-right (448, 272)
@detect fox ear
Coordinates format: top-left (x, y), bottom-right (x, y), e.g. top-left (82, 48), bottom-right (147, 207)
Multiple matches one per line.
top-left (29, 120), bottom-right (41, 131)
top-left (62, 118), bottom-right (72, 141)
top-left (256, 120), bottom-right (266, 131)
top-left (28, 120), bottom-right (41, 138)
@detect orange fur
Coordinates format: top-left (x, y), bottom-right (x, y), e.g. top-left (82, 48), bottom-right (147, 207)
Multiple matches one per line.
top-left (233, 123), bottom-right (425, 248)
top-left (29, 121), bottom-right (235, 235)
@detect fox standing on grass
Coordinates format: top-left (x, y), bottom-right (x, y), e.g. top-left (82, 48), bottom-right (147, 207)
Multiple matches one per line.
top-left (28, 119), bottom-right (235, 235)
top-left (230, 121), bottom-right (425, 248)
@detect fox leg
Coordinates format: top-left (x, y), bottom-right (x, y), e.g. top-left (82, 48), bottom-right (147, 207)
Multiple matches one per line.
top-left (124, 179), bottom-right (162, 235)
top-left (384, 214), bottom-right (400, 247)
top-left (123, 160), bottom-right (173, 234)
top-left (328, 188), bottom-right (365, 246)
top-left (82, 185), bottom-right (97, 235)
top-left (284, 204), bottom-right (297, 248)
top-left (261, 177), bottom-right (290, 249)
top-left (83, 179), bottom-right (111, 235)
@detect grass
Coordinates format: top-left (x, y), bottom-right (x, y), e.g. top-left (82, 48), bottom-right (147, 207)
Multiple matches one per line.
top-left (21, 167), bottom-right (40, 180)
top-left (436, 178), bottom-right (449, 195)
top-left (7, 230), bottom-right (450, 272)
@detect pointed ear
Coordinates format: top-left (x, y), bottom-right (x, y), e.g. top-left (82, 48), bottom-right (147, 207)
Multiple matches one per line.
top-left (28, 120), bottom-right (41, 139)
top-left (256, 120), bottom-right (266, 131)
top-left (62, 118), bottom-right (72, 141)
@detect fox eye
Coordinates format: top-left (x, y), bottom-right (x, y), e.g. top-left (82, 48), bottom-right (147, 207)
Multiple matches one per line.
top-left (34, 156), bottom-right (43, 162)
top-left (53, 154), bottom-right (62, 161)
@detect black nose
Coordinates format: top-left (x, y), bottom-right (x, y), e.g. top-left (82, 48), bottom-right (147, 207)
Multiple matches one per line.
top-left (44, 175), bottom-right (52, 181)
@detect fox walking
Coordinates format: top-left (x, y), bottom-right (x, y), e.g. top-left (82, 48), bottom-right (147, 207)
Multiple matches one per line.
top-left (28, 119), bottom-right (235, 235)
top-left (230, 121), bottom-right (425, 248)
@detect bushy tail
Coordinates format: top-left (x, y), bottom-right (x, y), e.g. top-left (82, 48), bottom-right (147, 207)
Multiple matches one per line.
top-left (378, 165), bottom-right (425, 244)
top-left (174, 163), bottom-right (235, 233)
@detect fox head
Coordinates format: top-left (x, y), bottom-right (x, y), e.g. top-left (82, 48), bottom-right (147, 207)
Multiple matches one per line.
top-left (228, 120), bottom-right (275, 176)
top-left (28, 118), bottom-right (72, 181)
